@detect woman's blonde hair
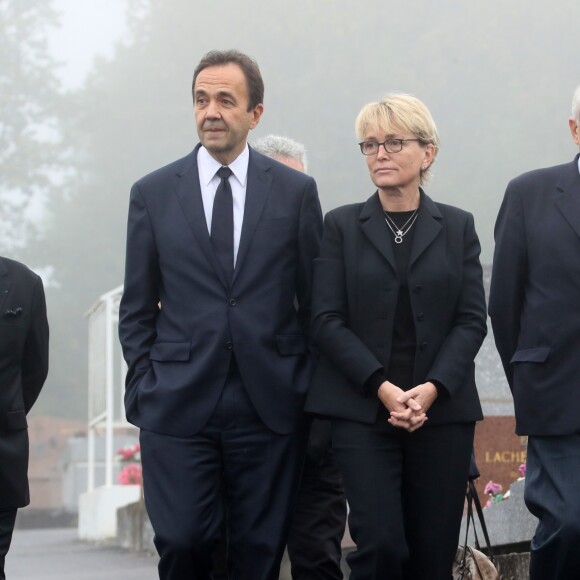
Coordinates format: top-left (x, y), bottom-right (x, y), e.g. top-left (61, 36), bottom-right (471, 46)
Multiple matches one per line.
top-left (355, 93), bottom-right (440, 183)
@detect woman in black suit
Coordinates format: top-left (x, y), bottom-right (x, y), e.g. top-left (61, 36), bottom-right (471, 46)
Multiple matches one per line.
top-left (305, 94), bottom-right (487, 579)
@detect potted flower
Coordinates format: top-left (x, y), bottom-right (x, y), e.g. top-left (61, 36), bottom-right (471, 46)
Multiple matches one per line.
top-left (116, 443), bottom-right (143, 487)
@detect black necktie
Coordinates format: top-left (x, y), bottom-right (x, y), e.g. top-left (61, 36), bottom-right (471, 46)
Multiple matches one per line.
top-left (211, 166), bottom-right (234, 283)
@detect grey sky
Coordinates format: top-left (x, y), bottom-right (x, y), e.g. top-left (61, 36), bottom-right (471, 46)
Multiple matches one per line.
top-left (49, 0), bottom-right (126, 89)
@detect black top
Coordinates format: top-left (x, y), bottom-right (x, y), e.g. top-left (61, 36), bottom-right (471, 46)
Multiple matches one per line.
top-left (365, 208), bottom-right (418, 394)
top-left (384, 209), bottom-right (417, 375)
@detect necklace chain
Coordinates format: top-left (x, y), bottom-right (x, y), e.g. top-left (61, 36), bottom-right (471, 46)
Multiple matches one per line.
top-left (383, 209), bottom-right (419, 244)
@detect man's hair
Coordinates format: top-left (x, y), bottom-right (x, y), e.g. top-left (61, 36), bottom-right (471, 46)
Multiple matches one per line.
top-left (571, 86), bottom-right (580, 125)
top-left (251, 135), bottom-right (308, 172)
top-left (355, 93), bottom-right (439, 184)
top-left (192, 50), bottom-right (264, 111)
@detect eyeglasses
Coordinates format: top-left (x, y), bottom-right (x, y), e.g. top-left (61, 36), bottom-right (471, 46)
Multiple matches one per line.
top-left (358, 138), bottom-right (423, 156)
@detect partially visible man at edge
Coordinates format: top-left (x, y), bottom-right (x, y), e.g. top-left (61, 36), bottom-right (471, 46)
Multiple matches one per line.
top-left (0, 256), bottom-right (49, 580)
top-left (118, 50), bottom-right (323, 580)
top-left (252, 135), bottom-right (347, 580)
top-left (489, 85), bottom-right (580, 580)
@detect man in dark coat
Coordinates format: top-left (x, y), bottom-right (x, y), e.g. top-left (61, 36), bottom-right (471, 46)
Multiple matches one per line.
top-left (252, 134), bottom-right (347, 580)
top-left (118, 51), bottom-right (322, 579)
top-left (0, 256), bottom-right (49, 579)
top-left (489, 85), bottom-right (580, 580)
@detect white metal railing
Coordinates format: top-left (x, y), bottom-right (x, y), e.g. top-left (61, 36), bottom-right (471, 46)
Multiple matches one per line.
top-left (85, 284), bottom-right (134, 491)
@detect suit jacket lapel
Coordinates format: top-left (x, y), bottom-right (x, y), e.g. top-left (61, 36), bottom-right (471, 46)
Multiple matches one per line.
top-left (359, 193), bottom-right (397, 276)
top-left (0, 259), bottom-right (10, 315)
top-left (410, 191), bottom-right (443, 267)
top-left (174, 146), bottom-right (228, 288)
top-left (233, 149), bottom-right (271, 283)
top-left (554, 155), bottom-right (580, 240)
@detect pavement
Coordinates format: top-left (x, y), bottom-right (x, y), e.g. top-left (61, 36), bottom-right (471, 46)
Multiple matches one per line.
top-left (5, 528), bottom-right (158, 579)
top-left (6, 527), bottom-right (351, 579)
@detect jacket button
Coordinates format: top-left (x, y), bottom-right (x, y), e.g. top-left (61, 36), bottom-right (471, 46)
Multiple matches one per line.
top-left (417, 312), bottom-right (425, 321)
top-left (225, 341), bottom-right (233, 350)
top-left (414, 285), bottom-right (423, 294)
top-left (229, 298), bottom-right (237, 306)
top-left (420, 341), bottom-right (428, 351)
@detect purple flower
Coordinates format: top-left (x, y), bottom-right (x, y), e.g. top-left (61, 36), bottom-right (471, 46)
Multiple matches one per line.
top-left (484, 480), bottom-right (502, 496)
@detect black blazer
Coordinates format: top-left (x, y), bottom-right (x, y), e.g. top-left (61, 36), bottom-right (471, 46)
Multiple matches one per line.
top-left (0, 257), bottom-right (49, 508)
top-left (119, 145), bottom-right (322, 437)
top-left (305, 191), bottom-right (486, 426)
top-left (489, 154), bottom-right (580, 436)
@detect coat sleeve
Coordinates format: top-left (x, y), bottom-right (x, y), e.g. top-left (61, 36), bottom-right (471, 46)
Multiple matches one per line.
top-left (295, 177), bottom-right (323, 336)
top-left (425, 212), bottom-right (487, 396)
top-left (488, 181), bottom-right (527, 388)
top-left (311, 210), bottom-right (384, 391)
top-left (118, 183), bottom-right (161, 391)
top-left (22, 275), bottom-right (49, 413)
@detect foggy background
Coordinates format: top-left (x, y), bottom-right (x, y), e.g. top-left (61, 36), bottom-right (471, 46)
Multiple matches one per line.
top-left (2, 0), bottom-right (578, 420)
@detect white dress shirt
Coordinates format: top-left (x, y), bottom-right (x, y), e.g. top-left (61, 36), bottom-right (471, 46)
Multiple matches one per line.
top-left (197, 144), bottom-right (249, 265)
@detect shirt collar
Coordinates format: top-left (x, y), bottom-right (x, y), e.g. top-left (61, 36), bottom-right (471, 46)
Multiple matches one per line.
top-left (198, 144), bottom-right (249, 187)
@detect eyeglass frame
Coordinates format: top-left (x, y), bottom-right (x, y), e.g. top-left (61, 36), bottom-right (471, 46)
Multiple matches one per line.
top-left (358, 138), bottom-right (425, 156)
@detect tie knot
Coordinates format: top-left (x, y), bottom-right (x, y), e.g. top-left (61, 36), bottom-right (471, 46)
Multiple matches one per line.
top-left (217, 166), bottom-right (232, 181)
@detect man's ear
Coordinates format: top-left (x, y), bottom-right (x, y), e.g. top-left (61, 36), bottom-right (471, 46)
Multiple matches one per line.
top-left (569, 118), bottom-right (580, 147)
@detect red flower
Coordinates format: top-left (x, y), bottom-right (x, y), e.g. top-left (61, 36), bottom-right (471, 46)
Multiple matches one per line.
top-left (118, 463), bottom-right (143, 485)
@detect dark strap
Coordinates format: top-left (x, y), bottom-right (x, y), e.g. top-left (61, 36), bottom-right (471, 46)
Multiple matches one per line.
top-left (468, 480), bottom-right (498, 566)
top-left (458, 483), bottom-right (472, 578)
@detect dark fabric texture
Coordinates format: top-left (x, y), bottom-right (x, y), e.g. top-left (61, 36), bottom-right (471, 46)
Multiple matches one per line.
top-left (525, 434), bottom-right (580, 580)
top-left (305, 191), bottom-right (487, 425)
top-left (140, 366), bottom-right (308, 580)
top-left (287, 419), bottom-right (347, 580)
top-left (489, 154), bottom-right (580, 436)
top-left (119, 145), bottom-right (322, 579)
top-left (211, 166), bottom-right (234, 284)
top-left (119, 145), bottom-right (322, 437)
top-left (0, 257), bottom-right (49, 508)
top-left (333, 418), bottom-right (474, 580)
top-left (212, 418), bottom-right (347, 580)
top-left (384, 209), bottom-right (417, 370)
top-left (0, 509), bottom-right (17, 580)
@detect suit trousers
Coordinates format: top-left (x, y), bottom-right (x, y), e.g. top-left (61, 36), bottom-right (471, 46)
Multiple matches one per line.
top-left (0, 509), bottom-right (17, 580)
top-left (140, 361), bottom-right (307, 580)
top-left (287, 419), bottom-right (347, 580)
top-left (332, 412), bottom-right (474, 580)
top-left (525, 434), bottom-right (580, 580)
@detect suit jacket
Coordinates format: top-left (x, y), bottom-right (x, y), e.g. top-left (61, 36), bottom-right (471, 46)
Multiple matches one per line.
top-left (0, 257), bottom-right (49, 508)
top-left (118, 145), bottom-right (322, 437)
top-left (489, 154), bottom-right (580, 436)
top-left (305, 191), bottom-right (486, 426)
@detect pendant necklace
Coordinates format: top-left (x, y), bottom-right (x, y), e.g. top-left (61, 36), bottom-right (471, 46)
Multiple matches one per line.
top-left (383, 208), bottom-right (419, 244)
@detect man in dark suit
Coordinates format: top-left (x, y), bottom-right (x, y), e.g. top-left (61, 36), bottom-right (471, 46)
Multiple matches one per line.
top-left (118, 50), bottom-right (322, 580)
top-left (489, 85), bottom-right (580, 580)
top-left (0, 257), bottom-right (49, 580)
top-left (252, 135), bottom-right (347, 580)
